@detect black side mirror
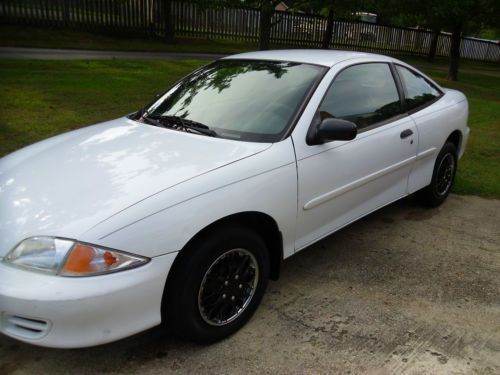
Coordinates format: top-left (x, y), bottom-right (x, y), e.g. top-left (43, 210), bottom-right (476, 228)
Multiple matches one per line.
top-left (307, 116), bottom-right (357, 145)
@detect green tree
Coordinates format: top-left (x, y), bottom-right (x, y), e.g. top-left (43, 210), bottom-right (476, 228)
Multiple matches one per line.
top-left (440, 0), bottom-right (498, 81)
top-left (397, 0), bottom-right (499, 80)
top-left (221, 0), bottom-right (282, 50)
top-left (234, 1), bottom-right (281, 50)
top-left (164, 0), bottom-right (231, 43)
top-left (285, 0), bottom-right (363, 49)
top-left (164, 0), bottom-right (175, 43)
top-left (257, 1), bottom-right (282, 50)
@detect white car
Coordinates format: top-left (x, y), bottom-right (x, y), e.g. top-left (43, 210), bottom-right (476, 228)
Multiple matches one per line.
top-left (0, 50), bottom-right (469, 348)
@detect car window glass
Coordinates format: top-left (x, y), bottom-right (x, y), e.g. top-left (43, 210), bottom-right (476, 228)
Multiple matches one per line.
top-left (319, 63), bottom-right (402, 130)
top-left (396, 65), bottom-right (440, 111)
top-left (148, 60), bottom-right (325, 142)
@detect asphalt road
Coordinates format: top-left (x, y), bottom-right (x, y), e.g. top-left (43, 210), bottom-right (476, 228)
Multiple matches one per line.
top-left (1, 194), bottom-right (499, 374)
top-left (0, 47), bottom-right (225, 60)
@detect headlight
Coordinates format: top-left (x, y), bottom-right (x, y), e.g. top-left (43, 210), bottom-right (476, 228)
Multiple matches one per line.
top-left (4, 237), bottom-right (74, 274)
top-left (4, 236), bottom-right (149, 276)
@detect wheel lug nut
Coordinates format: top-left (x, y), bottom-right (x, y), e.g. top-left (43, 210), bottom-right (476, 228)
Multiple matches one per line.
top-left (235, 275), bottom-right (239, 280)
top-left (224, 280), bottom-right (228, 286)
top-left (222, 294), bottom-right (226, 299)
top-left (231, 296), bottom-right (235, 301)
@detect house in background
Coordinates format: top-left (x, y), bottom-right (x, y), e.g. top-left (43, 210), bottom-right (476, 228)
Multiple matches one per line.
top-left (275, 2), bottom-right (289, 12)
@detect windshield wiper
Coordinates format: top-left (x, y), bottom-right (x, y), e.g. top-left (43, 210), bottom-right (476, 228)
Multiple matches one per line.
top-left (130, 106), bottom-right (150, 121)
top-left (145, 115), bottom-right (217, 137)
top-left (141, 116), bottom-right (163, 127)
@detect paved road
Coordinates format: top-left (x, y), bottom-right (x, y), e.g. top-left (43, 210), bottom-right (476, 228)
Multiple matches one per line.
top-left (0, 47), bottom-right (225, 60)
top-left (1, 194), bottom-right (499, 374)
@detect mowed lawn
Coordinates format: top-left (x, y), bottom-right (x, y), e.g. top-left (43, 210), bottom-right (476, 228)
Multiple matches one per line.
top-left (0, 58), bottom-right (499, 198)
top-left (0, 59), bottom-right (207, 155)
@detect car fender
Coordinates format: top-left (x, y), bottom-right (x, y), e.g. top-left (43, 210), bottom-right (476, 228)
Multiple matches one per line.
top-left (407, 89), bottom-right (469, 193)
top-left (80, 138), bottom-right (298, 259)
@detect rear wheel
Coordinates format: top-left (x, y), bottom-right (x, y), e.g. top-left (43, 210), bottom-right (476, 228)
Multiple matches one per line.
top-left (416, 141), bottom-right (457, 207)
top-left (164, 226), bottom-right (269, 343)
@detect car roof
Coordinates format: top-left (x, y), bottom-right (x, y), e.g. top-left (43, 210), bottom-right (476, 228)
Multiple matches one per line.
top-left (222, 49), bottom-right (394, 67)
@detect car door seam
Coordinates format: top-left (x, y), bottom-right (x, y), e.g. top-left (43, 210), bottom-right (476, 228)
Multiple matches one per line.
top-left (405, 118), bottom-right (419, 194)
top-left (416, 147), bottom-right (437, 160)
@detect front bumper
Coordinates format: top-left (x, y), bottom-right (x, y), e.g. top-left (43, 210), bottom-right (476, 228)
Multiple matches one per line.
top-left (0, 252), bottom-right (177, 348)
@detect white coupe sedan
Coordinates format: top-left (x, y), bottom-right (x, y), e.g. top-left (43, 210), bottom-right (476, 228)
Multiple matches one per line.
top-left (0, 50), bottom-right (469, 348)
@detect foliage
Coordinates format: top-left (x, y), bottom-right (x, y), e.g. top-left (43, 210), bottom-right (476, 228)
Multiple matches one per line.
top-left (383, 0), bottom-right (500, 80)
top-left (477, 28), bottom-right (500, 40)
top-left (281, 0), bottom-right (362, 18)
top-left (393, 0), bottom-right (499, 33)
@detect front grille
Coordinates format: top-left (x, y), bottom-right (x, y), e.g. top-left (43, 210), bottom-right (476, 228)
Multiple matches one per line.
top-left (1, 313), bottom-right (51, 340)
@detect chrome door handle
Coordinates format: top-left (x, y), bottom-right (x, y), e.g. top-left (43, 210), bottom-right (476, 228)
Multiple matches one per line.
top-left (400, 129), bottom-right (413, 139)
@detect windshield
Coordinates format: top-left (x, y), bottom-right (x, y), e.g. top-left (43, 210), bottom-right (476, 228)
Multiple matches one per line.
top-left (143, 60), bottom-right (326, 142)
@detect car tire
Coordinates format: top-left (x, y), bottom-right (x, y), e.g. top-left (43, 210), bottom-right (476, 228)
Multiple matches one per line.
top-left (416, 141), bottom-right (458, 207)
top-left (163, 225), bottom-right (270, 344)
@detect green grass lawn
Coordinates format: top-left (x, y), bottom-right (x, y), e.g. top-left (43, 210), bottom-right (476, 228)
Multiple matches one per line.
top-left (0, 58), bottom-right (498, 198)
top-left (0, 59), bottom-right (208, 155)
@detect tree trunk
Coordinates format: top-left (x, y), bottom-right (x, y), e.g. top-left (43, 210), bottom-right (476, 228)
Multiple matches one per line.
top-left (447, 23), bottom-right (462, 81)
top-left (427, 27), bottom-right (440, 63)
top-left (259, 5), bottom-right (273, 50)
top-left (164, 0), bottom-right (175, 43)
top-left (322, 6), bottom-right (334, 49)
top-left (62, 1), bottom-right (70, 27)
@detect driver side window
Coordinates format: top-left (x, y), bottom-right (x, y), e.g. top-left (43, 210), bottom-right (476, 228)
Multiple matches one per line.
top-left (319, 63), bottom-right (402, 131)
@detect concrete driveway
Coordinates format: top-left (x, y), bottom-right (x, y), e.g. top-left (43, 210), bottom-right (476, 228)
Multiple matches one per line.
top-left (1, 194), bottom-right (499, 374)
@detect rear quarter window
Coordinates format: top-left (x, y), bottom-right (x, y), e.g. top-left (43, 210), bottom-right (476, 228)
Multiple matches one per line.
top-left (396, 65), bottom-right (441, 111)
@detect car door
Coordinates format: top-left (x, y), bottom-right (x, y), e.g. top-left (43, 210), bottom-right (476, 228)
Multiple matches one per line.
top-left (292, 62), bottom-right (418, 251)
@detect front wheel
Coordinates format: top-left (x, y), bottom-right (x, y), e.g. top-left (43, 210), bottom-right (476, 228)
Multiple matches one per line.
top-left (416, 141), bottom-right (458, 207)
top-left (164, 226), bottom-right (269, 343)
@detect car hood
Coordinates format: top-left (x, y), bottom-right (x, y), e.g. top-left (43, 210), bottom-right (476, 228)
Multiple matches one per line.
top-left (0, 118), bottom-right (271, 257)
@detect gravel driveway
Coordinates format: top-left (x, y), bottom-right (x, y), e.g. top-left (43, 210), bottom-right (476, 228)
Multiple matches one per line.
top-left (1, 194), bottom-right (499, 374)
